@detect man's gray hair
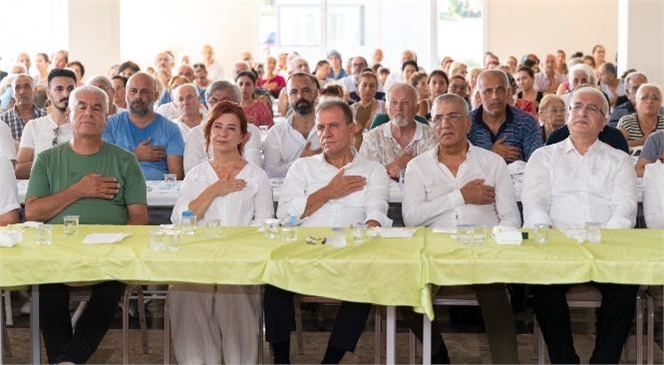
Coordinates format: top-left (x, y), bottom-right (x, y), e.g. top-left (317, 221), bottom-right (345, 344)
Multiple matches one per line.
top-left (86, 75), bottom-right (112, 90)
top-left (476, 69), bottom-right (508, 91)
top-left (68, 85), bottom-right (109, 113)
top-left (570, 86), bottom-right (609, 117)
top-left (600, 62), bottom-right (617, 77)
top-left (568, 64), bottom-right (594, 85)
top-left (10, 73), bottom-right (34, 90)
top-left (431, 93), bottom-right (469, 115)
top-left (205, 80), bottom-right (241, 103)
top-left (315, 96), bottom-right (353, 125)
top-left (174, 83), bottom-right (200, 100)
top-left (625, 72), bottom-right (648, 91)
top-left (386, 82), bottom-right (419, 104)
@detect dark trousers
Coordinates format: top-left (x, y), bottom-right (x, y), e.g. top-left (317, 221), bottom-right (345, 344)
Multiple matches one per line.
top-left (263, 285), bottom-right (371, 352)
top-left (532, 282), bottom-right (639, 364)
top-left (40, 281), bottom-right (125, 364)
top-left (401, 284), bottom-right (519, 364)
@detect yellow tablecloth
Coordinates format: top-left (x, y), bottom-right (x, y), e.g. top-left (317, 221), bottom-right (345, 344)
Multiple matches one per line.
top-left (424, 228), bottom-right (664, 287)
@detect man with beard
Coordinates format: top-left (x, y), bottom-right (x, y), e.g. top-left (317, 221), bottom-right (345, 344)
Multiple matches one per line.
top-left (15, 69), bottom-right (76, 178)
top-left (468, 70), bottom-right (542, 163)
top-left (263, 72), bottom-right (321, 178)
top-left (103, 72), bottom-right (184, 180)
top-left (1, 73), bottom-right (47, 147)
top-left (360, 83), bottom-right (436, 180)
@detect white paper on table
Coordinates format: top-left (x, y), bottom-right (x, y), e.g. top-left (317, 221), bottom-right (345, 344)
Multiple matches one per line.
top-left (82, 233), bottom-right (131, 245)
top-left (0, 231), bottom-right (22, 247)
top-left (492, 226), bottom-right (522, 245)
top-left (368, 228), bottom-right (417, 238)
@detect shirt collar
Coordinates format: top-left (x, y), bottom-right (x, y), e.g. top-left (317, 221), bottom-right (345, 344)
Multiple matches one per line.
top-left (318, 147), bottom-right (360, 169)
top-left (563, 137), bottom-right (602, 156)
top-left (381, 120), bottom-right (424, 141)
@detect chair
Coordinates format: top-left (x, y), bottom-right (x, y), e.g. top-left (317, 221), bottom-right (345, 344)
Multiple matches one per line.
top-left (294, 295), bottom-right (382, 364)
top-left (646, 285), bottom-right (663, 365)
top-left (0, 290), bottom-right (12, 361)
top-left (533, 284), bottom-right (646, 365)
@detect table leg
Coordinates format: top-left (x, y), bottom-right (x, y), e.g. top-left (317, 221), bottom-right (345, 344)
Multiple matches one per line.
top-left (386, 306), bottom-right (395, 365)
top-left (0, 289), bottom-right (4, 365)
top-left (423, 315), bottom-right (431, 365)
top-left (30, 285), bottom-right (39, 364)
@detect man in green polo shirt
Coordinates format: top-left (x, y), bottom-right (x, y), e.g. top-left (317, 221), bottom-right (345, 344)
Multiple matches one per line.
top-left (25, 84), bottom-right (147, 364)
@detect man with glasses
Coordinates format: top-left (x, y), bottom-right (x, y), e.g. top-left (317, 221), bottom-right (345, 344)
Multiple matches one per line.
top-left (468, 69), bottom-right (543, 163)
top-left (15, 68), bottom-right (76, 178)
top-left (608, 72), bottom-right (663, 128)
top-left (183, 80), bottom-right (262, 173)
top-left (523, 86), bottom-right (638, 364)
top-left (401, 93), bottom-right (521, 364)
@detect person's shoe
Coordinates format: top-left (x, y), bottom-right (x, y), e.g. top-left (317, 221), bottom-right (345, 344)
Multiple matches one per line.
top-left (20, 298), bottom-right (31, 314)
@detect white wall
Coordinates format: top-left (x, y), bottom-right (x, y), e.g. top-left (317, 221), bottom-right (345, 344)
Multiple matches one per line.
top-left (485, 0), bottom-right (619, 64)
top-left (118, 0), bottom-right (258, 75)
top-left (618, 0), bottom-right (664, 85)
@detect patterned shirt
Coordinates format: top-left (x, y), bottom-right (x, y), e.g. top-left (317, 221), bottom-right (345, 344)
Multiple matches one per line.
top-left (359, 121), bottom-right (436, 166)
top-left (0, 105), bottom-right (47, 140)
top-left (534, 72), bottom-right (566, 93)
top-left (468, 105), bottom-right (543, 162)
top-left (616, 113), bottom-right (664, 143)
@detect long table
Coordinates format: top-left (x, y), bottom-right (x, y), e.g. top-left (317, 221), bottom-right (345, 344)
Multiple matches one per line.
top-left (1, 225), bottom-right (662, 364)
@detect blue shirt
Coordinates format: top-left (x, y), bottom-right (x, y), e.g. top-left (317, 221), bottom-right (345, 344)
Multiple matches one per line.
top-left (103, 112), bottom-right (184, 180)
top-left (468, 105), bottom-right (543, 161)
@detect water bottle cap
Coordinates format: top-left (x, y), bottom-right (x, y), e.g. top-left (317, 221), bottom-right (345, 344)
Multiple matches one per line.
top-left (287, 215), bottom-right (297, 225)
top-left (182, 210), bottom-right (195, 218)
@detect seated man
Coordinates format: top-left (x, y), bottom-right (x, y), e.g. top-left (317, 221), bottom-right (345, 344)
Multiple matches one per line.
top-left (103, 72), bottom-right (184, 180)
top-left (360, 83), bottom-right (436, 180)
top-left (643, 156), bottom-right (664, 228)
top-left (183, 80), bottom-right (261, 172)
top-left (0, 154), bottom-right (19, 225)
top-left (25, 85), bottom-right (148, 363)
top-left (522, 86), bottom-right (638, 364)
top-left (402, 93), bottom-right (520, 364)
top-left (263, 72), bottom-right (321, 178)
top-left (266, 97), bottom-right (391, 364)
top-left (636, 130), bottom-right (664, 176)
top-left (468, 70), bottom-right (543, 162)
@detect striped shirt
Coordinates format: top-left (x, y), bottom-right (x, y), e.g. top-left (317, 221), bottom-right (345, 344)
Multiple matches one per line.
top-left (616, 113), bottom-right (664, 142)
top-left (0, 105), bottom-right (47, 140)
top-left (468, 105), bottom-right (543, 162)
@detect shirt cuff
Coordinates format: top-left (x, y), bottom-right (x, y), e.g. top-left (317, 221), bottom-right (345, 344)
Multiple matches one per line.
top-left (286, 196), bottom-right (307, 220)
top-left (523, 211), bottom-right (553, 228)
top-left (366, 211), bottom-right (393, 228)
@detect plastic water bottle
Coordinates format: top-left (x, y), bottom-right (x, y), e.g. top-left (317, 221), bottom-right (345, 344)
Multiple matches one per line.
top-left (181, 210), bottom-right (197, 235)
top-left (329, 208), bottom-right (346, 246)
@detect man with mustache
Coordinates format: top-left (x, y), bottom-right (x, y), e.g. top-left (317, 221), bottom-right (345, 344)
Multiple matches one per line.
top-left (523, 86), bottom-right (638, 364)
top-left (263, 72), bottom-right (321, 178)
top-left (359, 83), bottom-right (436, 180)
top-left (103, 72), bottom-right (184, 180)
top-left (15, 69), bottom-right (76, 178)
top-left (468, 70), bottom-right (543, 163)
top-left (0, 72), bottom-right (47, 149)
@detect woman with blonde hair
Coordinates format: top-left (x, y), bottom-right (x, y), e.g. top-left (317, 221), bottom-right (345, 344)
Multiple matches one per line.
top-left (538, 94), bottom-right (567, 141)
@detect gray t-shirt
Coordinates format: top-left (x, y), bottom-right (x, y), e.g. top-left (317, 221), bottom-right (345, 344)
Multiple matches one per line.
top-left (641, 130), bottom-right (664, 161)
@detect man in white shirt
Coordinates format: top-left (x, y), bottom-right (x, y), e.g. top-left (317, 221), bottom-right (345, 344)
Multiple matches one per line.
top-left (522, 86), bottom-right (638, 364)
top-left (201, 45), bottom-right (225, 82)
top-left (360, 83), bottom-right (436, 180)
top-left (0, 154), bottom-right (19, 225)
top-left (401, 93), bottom-right (520, 364)
top-left (0, 121), bottom-right (16, 164)
top-left (265, 97), bottom-right (390, 364)
top-left (172, 83), bottom-right (205, 139)
top-left (263, 72), bottom-right (321, 178)
top-left (183, 81), bottom-right (261, 172)
top-left (15, 68), bottom-right (77, 178)
top-left (643, 160), bottom-right (664, 228)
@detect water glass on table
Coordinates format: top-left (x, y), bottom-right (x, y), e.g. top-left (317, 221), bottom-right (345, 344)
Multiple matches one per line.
top-left (35, 224), bottom-right (53, 245)
top-left (63, 215), bottom-right (79, 236)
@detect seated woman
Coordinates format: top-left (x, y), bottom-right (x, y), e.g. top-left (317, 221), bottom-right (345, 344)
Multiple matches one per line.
top-left (537, 94), bottom-right (567, 142)
top-left (350, 71), bottom-right (385, 149)
top-left (427, 70), bottom-right (449, 104)
top-left (257, 56), bottom-right (286, 99)
top-left (617, 83), bottom-right (664, 150)
top-left (236, 70), bottom-right (274, 128)
top-left (410, 71), bottom-right (430, 118)
top-left (515, 66), bottom-right (544, 115)
top-left (169, 101), bottom-right (273, 365)
top-left (313, 60), bottom-right (333, 89)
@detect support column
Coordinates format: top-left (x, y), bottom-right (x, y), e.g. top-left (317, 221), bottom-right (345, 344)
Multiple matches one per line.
top-left (617, 0), bottom-right (664, 85)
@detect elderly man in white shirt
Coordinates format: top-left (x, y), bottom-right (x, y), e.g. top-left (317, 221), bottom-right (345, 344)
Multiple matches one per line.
top-left (359, 83), bottom-right (436, 180)
top-left (401, 93), bottom-right (520, 364)
top-left (0, 121), bottom-right (16, 163)
top-left (263, 72), bottom-right (321, 178)
top-left (0, 154), bottom-right (19, 225)
top-left (183, 81), bottom-right (261, 172)
top-left (265, 97), bottom-right (390, 364)
top-left (522, 86), bottom-right (639, 364)
top-left (643, 160), bottom-right (664, 228)
top-left (172, 83), bottom-right (206, 139)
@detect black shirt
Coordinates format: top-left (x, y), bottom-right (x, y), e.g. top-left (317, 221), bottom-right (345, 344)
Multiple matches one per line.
top-left (545, 124), bottom-right (629, 154)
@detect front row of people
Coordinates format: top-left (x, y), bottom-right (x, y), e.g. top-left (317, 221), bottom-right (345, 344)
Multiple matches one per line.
top-left (4, 83), bottom-right (652, 363)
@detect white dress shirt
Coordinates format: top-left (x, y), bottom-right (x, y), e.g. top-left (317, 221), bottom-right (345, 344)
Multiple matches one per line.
top-left (19, 115), bottom-right (73, 155)
top-left (403, 144), bottom-right (521, 229)
top-left (643, 161), bottom-right (664, 228)
top-left (156, 102), bottom-right (208, 121)
top-left (0, 155), bottom-right (19, 216)
top-left (173, 113), bottom-right (206, 140)
top-left (522, 138), bottom-right (637, 228)
top-left (359, 121), bottom-right (436, 166)
top-left (171, 161), bottom-right (273, 226)
top-left (277, 152), bottom-right (392, 228)
top-left (0, 121), bottom-right (16, 160)
top-left (262, 114), bottom-right (320, 178)
top-left (183, 123), bottom-right (262, 173)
